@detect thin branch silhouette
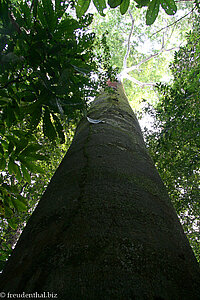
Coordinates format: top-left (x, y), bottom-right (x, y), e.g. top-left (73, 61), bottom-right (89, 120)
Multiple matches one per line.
top-left (150, 7), bottom-right (195, 38)
top-left (123, 10), bottom-right (134, 70)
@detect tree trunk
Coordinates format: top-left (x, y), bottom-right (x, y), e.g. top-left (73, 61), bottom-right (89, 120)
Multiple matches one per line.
top-left (1, 84), bottom-right (200, 300)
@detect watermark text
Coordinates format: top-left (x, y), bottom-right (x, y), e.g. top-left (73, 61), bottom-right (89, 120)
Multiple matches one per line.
top-left (0, 292), bottom-right (58, 299)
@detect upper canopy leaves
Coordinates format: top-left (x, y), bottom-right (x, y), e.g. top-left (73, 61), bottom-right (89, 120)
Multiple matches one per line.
top-left (120, 0), bottom-right (130, 15)
top-left (76, 0), bottom-right (91, 18)
top-left (93, 0), bottom-right (107, 15)
top-left (146, 0), bottom-right (160, 25)
top-left (108, 0), bottom-right (123, 8)
top-left (76, 0), bottom-right (177, 25)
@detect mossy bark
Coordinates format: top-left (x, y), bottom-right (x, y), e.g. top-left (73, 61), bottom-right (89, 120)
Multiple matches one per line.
top-left (1, 84), bottom-right (200, 299)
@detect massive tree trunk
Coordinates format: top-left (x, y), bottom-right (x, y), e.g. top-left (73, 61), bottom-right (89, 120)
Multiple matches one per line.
top-left (1, 84), bottom-right (200, 299)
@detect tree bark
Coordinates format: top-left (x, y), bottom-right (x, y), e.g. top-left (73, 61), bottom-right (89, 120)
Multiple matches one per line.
top-left (1, 84), bottom-right (200, 300)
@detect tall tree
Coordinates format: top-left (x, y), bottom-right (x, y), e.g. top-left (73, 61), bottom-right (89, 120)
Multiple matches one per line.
top-left (1, 83), bottom-right (200, 299)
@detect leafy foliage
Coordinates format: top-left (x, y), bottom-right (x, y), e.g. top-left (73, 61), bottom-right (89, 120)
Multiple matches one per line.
top-left (0, 130), bottom-right (74, 271)
top-left (0, 3), bottom-right (81, 226)
top-left (143, 17), bottom-right (200, 262)
top-left (76, 0), bottom-right (177, 25)
top-left (0, 0), bottom-right (97, 224)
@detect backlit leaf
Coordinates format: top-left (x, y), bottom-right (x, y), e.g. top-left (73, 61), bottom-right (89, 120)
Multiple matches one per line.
top-left (76, 0), bottom-right (91, 18)
top-left (8, 159), bottom-right (18, 176)
top-left (7, 218), bottom-right (18, 230)
top-left (52, 114), bottom-right (65, 144)
top-left (160, 0), bottom-right (177, 15)
top-left (15, 164), bottom-right (23, 182)
top-left (4, 206), bottom-right (13, 219)
top-left (134, 0), bottom-right (150, 7)
top-left (20, 144), bottom-right (43, 157)
top-left (21, 164), bottom-right (31, 184)
top-left (12, 198), bottom-right (27, 212)
top-left (92, 0), bottom-right (106, 16)
top-left (146, 0), bottom-right (160, 25)
top-left (41, 0), bottom-right (56, 30)
top-left (108, 0), bottom-right (123, 8)
top-left (43, 108), bottom-right (57, 141)
top-left (120, 0), bottom-right (130, 14)
top-left (20, 159), bottom-right (45, 174)
top-left (8, 141), bottom-right (14, 155)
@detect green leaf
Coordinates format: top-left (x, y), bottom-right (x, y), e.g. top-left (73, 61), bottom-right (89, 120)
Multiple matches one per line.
top-left (57, 19), bottom-right (79, 35)
top-left (55, 0), bottom-right (65, 17)
top-left (76, 0), bottom-right (91, 18)
top-left (108, 0), bottom-right (123, 8)
top-left (0, 143), bottom-right (4, 156)
top-left (0, 157), bottom-right (6, 171)
top-left (160, 0), bottom-right (177, 15)
top-left (4, 206), bottom-right (13, 219)
top-left (1, 140), bottom-right (8, 151)
top-left (8, 141), bottom-right (14, 155)
top-left (21, 164), bottom-right (31, 184)
top-left (20, 159), bottom-right (45, 174)
top-left (12, 130), bottom-right (27, 139)
top-left (8, 159), bottom-right (22, 181)
top-left (92, 0), bottom-right (106, 16)
top-left (14, 139), bottom-right (29, 156)
top-left (30, 105), bottom-right (42, 130)
top-left (42, 0), bottom-right (54, 15)
top-left (8, 159), bottom-right (18, 175)
top-left (7, 217), bottom-right (18, 230)
top-left (6, 135), bottom-right (20, 146)
top-left (146, 0), bottom-right (160, 25)
top-left (0, 97), bottom-right (10, 105)
top-left (43, 108), bottom-right (57, 141)
top-left (15, 164), bottom-right (23, 182)
top-left (52, 114), bottom-right (65, 144)
top-left (5, 104), bottom-right (16, 128)
top-left (71, 64), bottom-right (91, 75)
top-left (41, 0), bottom-right (57, 30)
top-left (120, 0), bottom-right (130, 14)
top-left (12, 198), bottom-right (27, 212)
top-left (31, 154), bottom-right (47, 161)
top-left (20, 144), bottom-right (43, 157)
top-left (134, 0), bottom-right (150, 7)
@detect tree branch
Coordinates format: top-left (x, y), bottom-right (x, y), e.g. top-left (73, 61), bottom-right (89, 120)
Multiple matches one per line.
top-left (123, 10), bottom-right (134, 70)
top-left (125, 52), bottom-right (162, 73)
top-left (150, 7), bottom-right (195, 38)
top-left (123, 73), bottom-right (156, 87)
top-left (118, 8), bottom-right (181, 87)
top-left (125, 29), bottom-right (179, 74)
